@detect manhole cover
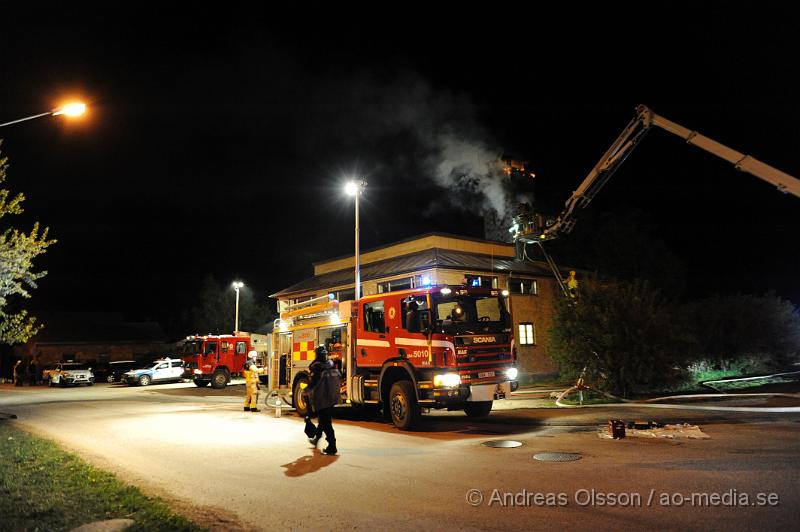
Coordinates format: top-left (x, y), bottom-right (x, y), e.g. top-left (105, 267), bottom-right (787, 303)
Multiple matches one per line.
top-left (533, 452), bottom-right (582, 462)
top-left (482, 440), bottom-right (523, 448)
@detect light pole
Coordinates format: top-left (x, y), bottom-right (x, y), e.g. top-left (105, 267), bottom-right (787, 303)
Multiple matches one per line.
top-left (0, 102), bottom-right (86, 128)
top-left (232, 281), bottom-right (244, 333)
top-left (345, 180), bottom-right (367, 300)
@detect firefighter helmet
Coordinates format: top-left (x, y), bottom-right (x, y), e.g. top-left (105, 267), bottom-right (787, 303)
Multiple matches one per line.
top-left (247, 350), bottom-right (257, 359)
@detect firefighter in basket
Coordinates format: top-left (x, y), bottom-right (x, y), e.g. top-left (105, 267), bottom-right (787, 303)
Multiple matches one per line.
top-left (243, 350), bottom-right (264, 412)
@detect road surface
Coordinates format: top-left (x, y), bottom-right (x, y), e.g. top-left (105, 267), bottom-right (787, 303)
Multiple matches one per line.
top-left (2, 383), bottom-right (799, 531)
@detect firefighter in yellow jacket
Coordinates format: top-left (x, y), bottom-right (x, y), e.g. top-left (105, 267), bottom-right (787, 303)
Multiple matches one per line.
top-left (243, 350), bottom-right (264, 412)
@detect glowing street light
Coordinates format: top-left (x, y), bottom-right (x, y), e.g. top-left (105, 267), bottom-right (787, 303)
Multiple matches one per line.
top-left (232, 281), bottom-right (244, 333)
top-left (344, 180), bottom-right (367, 300)
top-left (52, 102), bottom-right (86, 117)
top-left (0, 101), bottom-right (87, 129)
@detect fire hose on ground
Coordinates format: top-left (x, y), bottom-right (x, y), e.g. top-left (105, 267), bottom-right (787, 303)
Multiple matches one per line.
top-left (554, 369), bottom-right (800, 413)
top-left (265, 390), bottom-right (294, 412)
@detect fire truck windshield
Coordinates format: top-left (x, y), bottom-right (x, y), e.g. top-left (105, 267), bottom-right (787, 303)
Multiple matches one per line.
top-left (182, 341), bottom-right (202, 357)
top-left (431, 291), bottom-right (511, 335)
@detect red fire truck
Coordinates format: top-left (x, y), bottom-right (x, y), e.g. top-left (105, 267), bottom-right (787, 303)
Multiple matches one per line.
top-left (270, 285), bottom-right (519, 430)
top-left (182, 332), bottom-right (270, 388)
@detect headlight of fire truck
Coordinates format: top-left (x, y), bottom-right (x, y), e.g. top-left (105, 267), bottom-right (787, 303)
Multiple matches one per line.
top-left (193, 369), bottom-right (203, 375)
top-left (506, 367), bottom-right (518, 380)
top-left (433, 373), bottom-right (461, 387)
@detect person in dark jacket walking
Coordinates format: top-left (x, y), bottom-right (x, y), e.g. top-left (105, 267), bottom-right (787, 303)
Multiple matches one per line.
top-left (28, 359), bottom-right (39, 386)
top-left (307, 345), bottom-right (341, 455)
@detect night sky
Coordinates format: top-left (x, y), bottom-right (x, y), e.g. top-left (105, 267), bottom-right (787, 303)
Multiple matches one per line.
top-left (1, 6), bottom-right (798, 331)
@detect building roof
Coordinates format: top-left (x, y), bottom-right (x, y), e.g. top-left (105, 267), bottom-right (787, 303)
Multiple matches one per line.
top-left (312, 231), bottom-right (514, 268)
top-left (272, 247), bottom-right (555, 298)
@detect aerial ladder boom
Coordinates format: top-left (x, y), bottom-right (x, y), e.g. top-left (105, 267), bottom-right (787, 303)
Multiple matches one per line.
top-left (513, 104), bottom-right (800, 246)
top-left (512, 104), bottom-right (800, 294)
top-left (646, 107), bottom-right (800, 198)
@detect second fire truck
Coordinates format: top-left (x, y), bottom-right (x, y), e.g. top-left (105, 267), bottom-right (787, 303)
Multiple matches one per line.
top-left (182, 332), bottom-right (270, 388)
top-left (270, 285), bottom-right (519, 430)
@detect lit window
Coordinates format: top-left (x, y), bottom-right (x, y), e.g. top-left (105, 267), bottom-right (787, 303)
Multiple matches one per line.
top-left (518, 322), bottom-right (536, 345)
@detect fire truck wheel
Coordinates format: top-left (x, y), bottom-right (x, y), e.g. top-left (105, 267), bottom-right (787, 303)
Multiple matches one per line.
top-left (293, 377), bottom-right (310, 417)
top-left (211, 370), bottom-right (229, 389)
top-left (389, 380), bottom-right (420, 430)
top-left (464, 401), bottom-right (493, 417)
top-left (139, 375), bottom-right (152, 386)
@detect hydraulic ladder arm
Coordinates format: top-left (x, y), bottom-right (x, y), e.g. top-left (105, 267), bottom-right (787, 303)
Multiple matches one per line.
top-left (513, 104), bottom-right (800, 246)
top-left (512, 104), bottom-right (800, 294)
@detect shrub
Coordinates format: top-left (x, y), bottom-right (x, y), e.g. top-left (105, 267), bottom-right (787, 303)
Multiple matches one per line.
top-left (682, 292), bottom-right (800, 368)
top-left (549, 278), bottom-right (691, 397)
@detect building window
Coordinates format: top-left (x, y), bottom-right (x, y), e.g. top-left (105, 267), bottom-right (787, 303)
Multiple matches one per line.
top-left (363, 300), bottom-right (386, 333)
top-left (518, 322), bottom-right (536, 345)
top-left (465, 274), bottom-right (498, 288)
top-left (377, 276), bottom-right (429, 294)
top-left (288, 295), bottom-right (314, 306)
top-left (329, 285), bottom-right (364, 301)
top-left (510, 277), bottom-right (538, 295)
top-left (334, 288), bottom-right (355, 301)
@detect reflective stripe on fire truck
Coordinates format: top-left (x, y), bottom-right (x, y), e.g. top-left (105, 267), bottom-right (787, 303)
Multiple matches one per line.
top-left (395, 338), bottom-right (456, 351)
top-left (292, 340), bottom-right (315, 361)
top-left (356, 339), bottom-right (391, 347)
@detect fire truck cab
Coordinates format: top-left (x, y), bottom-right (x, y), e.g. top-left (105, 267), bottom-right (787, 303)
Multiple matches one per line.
top-left (182, 332), bottom-right (270, 388)
top-left (271, 285), bottom-right (519, 430)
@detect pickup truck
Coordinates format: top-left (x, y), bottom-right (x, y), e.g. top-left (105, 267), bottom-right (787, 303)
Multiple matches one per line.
top-left (43, 363), bottom-right (95, 387)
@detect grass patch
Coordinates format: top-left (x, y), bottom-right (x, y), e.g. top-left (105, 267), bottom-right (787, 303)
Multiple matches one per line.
top-left (0, 422), bottom-right (204, 532)
top-left (519, 372), bottom-right (569, 388)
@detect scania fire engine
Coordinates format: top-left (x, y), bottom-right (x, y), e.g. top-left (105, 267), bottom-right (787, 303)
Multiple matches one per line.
top-left (270, 285), bottom-right (519, 430)
top-left (182, 332), bottom-right (270, 388)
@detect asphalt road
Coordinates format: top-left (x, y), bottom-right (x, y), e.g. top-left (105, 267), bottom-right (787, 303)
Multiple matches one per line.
top-left (2, 382), bottom-right (799, 531)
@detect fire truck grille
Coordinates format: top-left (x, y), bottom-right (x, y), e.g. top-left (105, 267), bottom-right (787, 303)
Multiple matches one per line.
top-left (454, 338), bottom-right (512, 382)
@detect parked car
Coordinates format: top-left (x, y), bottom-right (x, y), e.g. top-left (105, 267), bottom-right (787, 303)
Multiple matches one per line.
top-left (44, 363), bottom-right (95, 387)
top-left (94, 360), bottom-right (141, 383)
top-left (122, 358), bottom-right (185, 386)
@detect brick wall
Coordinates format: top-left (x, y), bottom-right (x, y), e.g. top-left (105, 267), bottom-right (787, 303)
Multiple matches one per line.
top-left (510, 279), bottom-right (560, 378)
top-left (17, 342), bottom-right (171, 367)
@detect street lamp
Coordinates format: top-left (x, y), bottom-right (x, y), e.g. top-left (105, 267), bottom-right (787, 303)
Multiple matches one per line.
top-left (344, 180), bottom-right (367, 300)
top-left (0, 102), bottom-right (87, 128)
top-left (232, 281), bottom-right (244, 333)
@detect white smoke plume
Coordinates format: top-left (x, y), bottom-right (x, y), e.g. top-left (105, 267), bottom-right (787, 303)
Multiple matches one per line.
top-left (433, 133), bottom-right (511, 218)
top-left (294, 72), bottom-right (526, 239)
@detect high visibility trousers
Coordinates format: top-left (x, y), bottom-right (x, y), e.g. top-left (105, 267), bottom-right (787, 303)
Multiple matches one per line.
top-left (245, 382), bottom-right (260, 409)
